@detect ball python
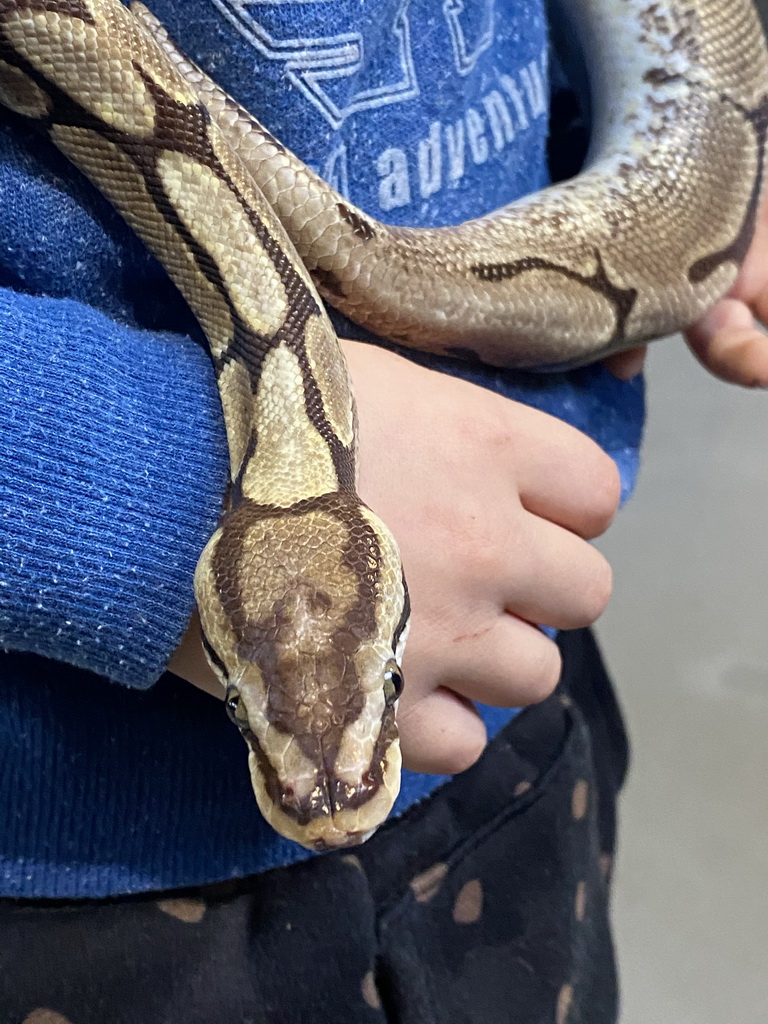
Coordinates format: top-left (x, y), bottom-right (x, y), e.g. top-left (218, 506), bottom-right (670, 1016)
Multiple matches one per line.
top-left (0, 0), bottom-right (766, 850)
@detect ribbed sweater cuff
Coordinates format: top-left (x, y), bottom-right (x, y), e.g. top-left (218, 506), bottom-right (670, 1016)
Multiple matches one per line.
top-left (0, 288), bottom-right (229, 687)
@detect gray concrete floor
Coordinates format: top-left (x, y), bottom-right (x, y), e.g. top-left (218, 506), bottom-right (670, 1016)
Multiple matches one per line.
top-left (594, 340), bottom-right (768, 1023)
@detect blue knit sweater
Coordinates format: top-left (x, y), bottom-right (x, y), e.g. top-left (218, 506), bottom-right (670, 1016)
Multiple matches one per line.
top-left (0, 0), bottom-right (644, 897)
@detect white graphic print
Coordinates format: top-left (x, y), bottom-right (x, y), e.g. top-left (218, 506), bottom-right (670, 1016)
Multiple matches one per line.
top-left (207, 0), bottom-right (547, 214)
top-left (442, 0), bottom-right (495, 76)
top-left (208, 0), bottom-right (419, 128)
top-left (377, 50), bottom-right (547, 212)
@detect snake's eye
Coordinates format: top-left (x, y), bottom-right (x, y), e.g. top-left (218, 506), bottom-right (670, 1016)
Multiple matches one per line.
top-left (383, 660), bottom-right (404, 704)
top-left (225, 688), bottom-right (245, 726)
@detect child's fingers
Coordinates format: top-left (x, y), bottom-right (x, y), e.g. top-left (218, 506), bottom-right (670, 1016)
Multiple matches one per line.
top-left (169, 610), bottom-right (223, 697)
top-left (398, 688), bottom-right (487, 774)
top-left (685, 297), bottom-right (768, 387)
top-left (500, 515), bottom-right (614, 629)
top-left (421, 614), bottom-right (563, 709)
top-left (602, 344), bottom-right (648, 381)
top-left (514, 412), bottom-right (621, 539)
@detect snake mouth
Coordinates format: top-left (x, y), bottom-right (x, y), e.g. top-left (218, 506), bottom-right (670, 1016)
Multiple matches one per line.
top-left (246, 740), bottom-right (402, 851)
top-left (308, 827), bottom-right (377, 853)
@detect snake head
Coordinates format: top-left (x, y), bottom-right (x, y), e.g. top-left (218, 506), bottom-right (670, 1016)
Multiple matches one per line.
top-left (222, 641), bottom-right (405, 851)
top-left (194, 495), bottom-right (409, 850)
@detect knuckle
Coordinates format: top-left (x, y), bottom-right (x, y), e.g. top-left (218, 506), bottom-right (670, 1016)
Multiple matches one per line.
top-left (456, 404), bottom-right (514, 464)
top-left (442, 736), bottom-right (487, 775)
top-left (441, 498), bottom-right (513, 583)
top-left (582, 451), bottom-right (622, 536)
top-left (470, 504), bottom-right (526, 579)
top-left (518, 638), bottom-right (562, 705)
top-left (471, 526), bottom-right (504, 580)
top-left (459, 402), bottom-right (507, 444)
top-left (578, 554), bottom-right (614, 623)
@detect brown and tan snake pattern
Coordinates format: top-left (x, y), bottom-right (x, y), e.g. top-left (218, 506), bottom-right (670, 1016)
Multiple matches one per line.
top-left (0, 0), bottom-right (766, 848)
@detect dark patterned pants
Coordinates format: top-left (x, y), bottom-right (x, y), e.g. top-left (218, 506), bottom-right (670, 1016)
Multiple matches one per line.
top-left (0, 628), bottom-right (629, 1024)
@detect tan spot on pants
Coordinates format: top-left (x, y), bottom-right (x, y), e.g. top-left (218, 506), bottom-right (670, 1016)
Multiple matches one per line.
top-left (571, 779), bottom-right (589, 821)
top-left (361, 970), bottom-right (381, 1009)
top-left (452, 879), bottom-right (483, 924)
top-left (156, 896), bottom-right (207, 923)
top-left (574, 880), bottom-right (587, 921)
top-left (556, 982), bottom-right (574, 1024)
top-left (22, 1011), bottom-right (74, 1024)
top-left (410, 862), bottom-right (448, 903)
top-left (341, 854), bottom-right (365, 874)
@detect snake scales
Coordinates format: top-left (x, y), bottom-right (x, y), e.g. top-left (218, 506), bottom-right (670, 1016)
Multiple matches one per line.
top-left (0, 0), bottom-right (766, 849)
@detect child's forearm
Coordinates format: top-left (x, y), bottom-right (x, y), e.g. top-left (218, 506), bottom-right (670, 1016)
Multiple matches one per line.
top-left (0, 286), bottom-right (229, 688)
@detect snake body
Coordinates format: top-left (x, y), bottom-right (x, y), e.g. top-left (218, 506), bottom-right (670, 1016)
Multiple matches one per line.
top-left (0, 0), bottom-right (766, 848)
top-left (139, 0), bottom-right (768, 368)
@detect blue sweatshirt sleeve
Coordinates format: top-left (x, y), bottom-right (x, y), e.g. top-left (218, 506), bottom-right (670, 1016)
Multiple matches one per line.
top-left (0, 120), bottom-right (230, 688)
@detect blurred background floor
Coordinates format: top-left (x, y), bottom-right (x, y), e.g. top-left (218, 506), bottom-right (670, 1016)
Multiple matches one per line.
top-left (594, 339), bottom-right (768, 1023)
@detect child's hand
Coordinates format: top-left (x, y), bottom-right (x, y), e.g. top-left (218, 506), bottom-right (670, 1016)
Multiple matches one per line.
top-left (343, 341), bottom-right (619, 774)
top-left (685, 196), bottom-right (768, 386)
top-left (608, 195), bottom-right (768, 385)
top-left (171, 340), bottom-right (619, 775)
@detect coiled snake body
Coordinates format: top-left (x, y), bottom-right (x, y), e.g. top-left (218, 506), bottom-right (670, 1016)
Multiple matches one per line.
top-left (0, 0), bottom-right (766, 848)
